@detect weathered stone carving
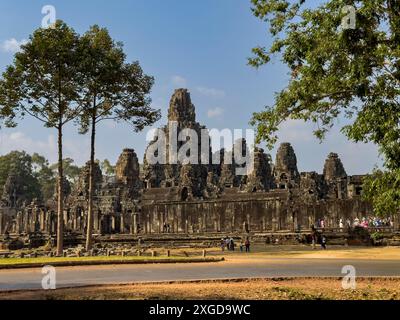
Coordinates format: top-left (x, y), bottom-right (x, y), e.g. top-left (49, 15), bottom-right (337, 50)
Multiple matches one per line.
top-left (323, 153), bottom-right (347, 181)
top-left (273, 142), bottom-right (300, 189)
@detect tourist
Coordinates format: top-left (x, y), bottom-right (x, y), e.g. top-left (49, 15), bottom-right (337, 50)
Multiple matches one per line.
top-left (220, 238), bottom-right (225, 252)
top-left (321, 235), bottom-right (327, 250)
top-left (339, 218), bottom-right (344, 230)
top-left (225, 237), bottom-right (230, 249)
top-left (240, 241), bottom-right (244, 252)
top-left (245, 238), bottom-right (251, 252)
top-left (229, 238), bottom-right (235, 251)
top-left (311, 225), bottom-right (317, 249)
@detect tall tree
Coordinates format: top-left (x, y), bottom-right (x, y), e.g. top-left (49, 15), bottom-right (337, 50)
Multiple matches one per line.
top-left (249, 0), bottom-right (400, 216)
top-left (0, 21), bottom-right (85, 255)
top-left (78, 26), bottom-right (160, 250)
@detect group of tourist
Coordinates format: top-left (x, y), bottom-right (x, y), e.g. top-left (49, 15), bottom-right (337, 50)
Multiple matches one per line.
top-left (220, 237), bottom-right (251, 253)
top-left (315, 216), bottom-right (394, 231)
top-left (338, 217), bottom-right (394, 230)
top-left (162, 223), bottom-right (172, 233)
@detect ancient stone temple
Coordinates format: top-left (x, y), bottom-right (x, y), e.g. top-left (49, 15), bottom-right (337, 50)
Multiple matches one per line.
top-left (0, 88), bottom-right (392, 237)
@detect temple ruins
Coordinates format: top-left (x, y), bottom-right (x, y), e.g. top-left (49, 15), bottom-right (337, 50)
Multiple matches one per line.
top-left (1, 89), bottom-right (391, 238)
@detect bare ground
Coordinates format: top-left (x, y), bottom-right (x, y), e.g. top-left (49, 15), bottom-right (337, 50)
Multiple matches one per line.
top-left (1, 277), bottom-right (400, 300)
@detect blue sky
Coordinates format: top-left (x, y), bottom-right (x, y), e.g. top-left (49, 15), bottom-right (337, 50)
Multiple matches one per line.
top-left (0, 0), bottom-right (381, 174)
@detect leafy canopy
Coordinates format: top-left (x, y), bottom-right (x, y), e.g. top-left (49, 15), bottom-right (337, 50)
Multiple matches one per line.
top-left (78, 25), bottom-right (160, 134)
top-left (0, 21), bottom-right (84, 129)
top-left (0, 151), bottom-right (42, 203)
top-left (249, 0), bottom-right (400, 216)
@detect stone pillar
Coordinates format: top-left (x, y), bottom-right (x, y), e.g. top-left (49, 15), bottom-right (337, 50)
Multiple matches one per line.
top-left (24, 210), bottom-right (30, 233)
top-left (73, 210), bottom-right (77, 230)
top-left (63, 210), bottom-right (68, 231)
top-left (146, 214), bottom-right (151, 234)
top-left (94, 210), bottom-right (99, 233)
top-left (16, 211), bottom-right (22, 234)
top-left (120, 213), bottom-right (125, 234)
top-left (132, 213), bottom-right (138, 234)
top-left (111, 216), bottom-right (116, 233)
top-left (40, 210), bottom-right (46, 231)
top-left (394, 213), bottom-right (400, 231)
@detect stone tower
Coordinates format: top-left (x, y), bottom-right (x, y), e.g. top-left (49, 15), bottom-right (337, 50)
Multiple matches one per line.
top-left (168, 88), bottom-right (196, 124)
top-left (323, 153), bottom-right (348, 199)
top-left (116, 149), bottom-right (140, 186)
top-left (274, 143), bottom-right (300, 188)
top-left (75, 161), bottom-right (102, 198)
top-left (245, 147), bottom-right (272, 192)
top-left (143, 89), bottom-right (211, 194)
top-left (323, 153), bottom-right (347, 181)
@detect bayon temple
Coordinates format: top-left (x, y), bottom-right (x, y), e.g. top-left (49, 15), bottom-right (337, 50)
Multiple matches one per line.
top-left (1, 88), bottom-right (391, 237)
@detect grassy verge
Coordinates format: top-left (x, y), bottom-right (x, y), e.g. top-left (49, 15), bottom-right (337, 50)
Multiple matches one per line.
top-left (0, 256), bottom-right (224, 269)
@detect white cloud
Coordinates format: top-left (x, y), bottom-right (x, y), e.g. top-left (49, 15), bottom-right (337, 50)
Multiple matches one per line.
top-left (196, 86), bottom-right (226, 98)
top-left (277, 119), bottom-right (314, 143)
top-left (171, 75), bottom-right (187, 87)
top-left (0, 131), bottom-right (90, 165)
top-left (0, 38), bottom-right (28, 53)
top-left (207, 107), bottom-right (224, 118)
top-left (270, 119), bottom-right (382, 175)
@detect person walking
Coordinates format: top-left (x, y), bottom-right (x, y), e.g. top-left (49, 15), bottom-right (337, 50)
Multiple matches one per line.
top-left (245, 238), bottom-right (251, 253)
top-left (229, 238), bottom-right (235, 251)
top-left (311, 225), bottom-right (317, 250)
top-left (321, 235), bottom-right (327, 250)
top-left (220, 238), bottom-right (225, 252)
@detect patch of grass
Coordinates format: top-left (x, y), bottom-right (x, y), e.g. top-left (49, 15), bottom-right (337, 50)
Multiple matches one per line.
top-left (0, 255), bottom-right (200, 266)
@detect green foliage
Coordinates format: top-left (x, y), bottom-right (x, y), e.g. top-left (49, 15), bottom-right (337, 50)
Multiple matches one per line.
top-left (0, 151), bottom-right (80, 204)
top-left (0, 151), bottom-right (41, 202)
top-left (77, 25), bottom-right (160, 134)
top-left (362, 169), bottom-right (400, 217)
top-left (49, 158), bottom-right (80, 184)
top-left (0, 21), bottom-right (84, 129)
top-left (249, 0), bottom-right (400, 215)
top-left (100, 159), bottom-right (115, 176)
top-left (370, 231), bottom-right (384, 242)
top-left (31, 153), bottom-right (55, 202)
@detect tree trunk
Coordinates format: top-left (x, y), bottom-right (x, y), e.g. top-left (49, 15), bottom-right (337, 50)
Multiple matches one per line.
top-left (56, 124), bottom-right (64, 256)
top-left (85, 108), bottom-right (96, 251)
